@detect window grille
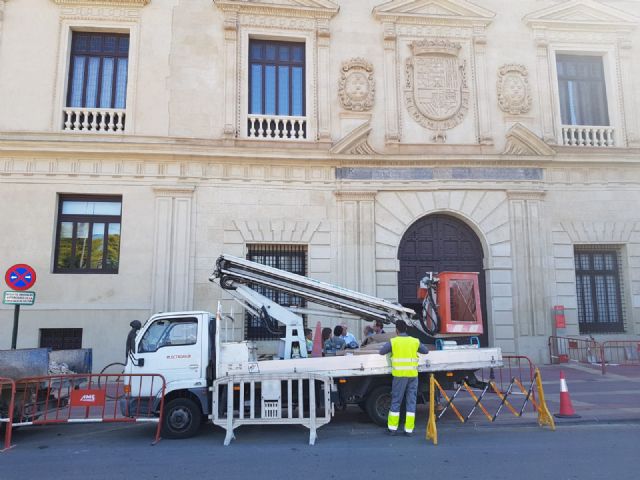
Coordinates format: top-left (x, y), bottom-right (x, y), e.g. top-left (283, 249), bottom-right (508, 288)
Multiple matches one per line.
top-left (40, 328), bottom-right (83, 350)
top-left (245, 244), bottom-right (307, 340)
top-left (574, 246), bottom-right (625, 333)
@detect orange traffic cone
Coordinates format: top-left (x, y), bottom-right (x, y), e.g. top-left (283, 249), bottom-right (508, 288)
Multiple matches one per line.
top-left (554, 370), bottom-right (580, 418)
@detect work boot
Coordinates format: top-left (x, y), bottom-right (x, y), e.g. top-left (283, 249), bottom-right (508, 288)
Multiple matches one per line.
top-left (386, 429), bottom-right (397, 436)
top-left (404, 431), bottom-right (414, 437)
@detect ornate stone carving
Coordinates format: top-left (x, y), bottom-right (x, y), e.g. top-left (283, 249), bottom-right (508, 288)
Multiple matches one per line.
top-left (338, 58), bottom-right (375, 112)
top-left (331, 121), bottom-right (378, 155)
top-left (404, 40), bottom-right (469, 137)
top-left (503, 123), bottom-right (554, 156)
top-left (497, 64), bottom-right (532, 115)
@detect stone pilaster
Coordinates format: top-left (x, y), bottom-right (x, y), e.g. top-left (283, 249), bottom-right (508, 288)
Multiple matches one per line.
top-left (151, 186), bottom-right (196, 313)
top-left (335, 191), bottom-right (377, 295)
top-left (508, 190), bottom-right (548, 340)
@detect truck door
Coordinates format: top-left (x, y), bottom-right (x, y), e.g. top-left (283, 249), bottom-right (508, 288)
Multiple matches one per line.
top-left (134, 315), bottom-right (202, 396)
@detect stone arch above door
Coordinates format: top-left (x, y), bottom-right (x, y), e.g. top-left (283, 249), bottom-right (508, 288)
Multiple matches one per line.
top-left (373, 190), bottom-right (514, 350)
top-left (397, 213), bottom-right (487, 345)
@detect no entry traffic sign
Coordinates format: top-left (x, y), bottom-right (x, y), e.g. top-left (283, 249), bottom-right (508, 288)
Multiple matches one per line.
top-left (5, 264), bottom-right (37, 291)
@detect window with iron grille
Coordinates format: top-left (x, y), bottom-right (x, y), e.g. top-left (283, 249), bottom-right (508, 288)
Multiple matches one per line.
top-left (245, 244), bottom-right (307, 340)
top-left (67, 32), bottom-right (130, 110)
top-left (54, 195), bottom-right (122, 273)
top-left (556, 54), bottom-right (609, 126)
top-left (574, 246), bottom-right (625, 333)
top-left (40, 328), bottom-right (83, 350)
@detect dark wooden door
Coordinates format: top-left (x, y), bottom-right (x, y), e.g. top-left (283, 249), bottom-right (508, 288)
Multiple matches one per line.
top-left (398, 214), bottom-right (488, 345)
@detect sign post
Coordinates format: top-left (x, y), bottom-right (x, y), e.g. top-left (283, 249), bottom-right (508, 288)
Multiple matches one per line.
top-left (4, 264), bottom-right (37, 349)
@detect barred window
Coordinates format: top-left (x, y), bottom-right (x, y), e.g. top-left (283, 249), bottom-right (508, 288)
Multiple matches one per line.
top-left (40, 328), bottom-right (83, 350)
top-left (574, 246), bottom-right (625, 333)
top-left (245, 244), bottom-right (307, 340)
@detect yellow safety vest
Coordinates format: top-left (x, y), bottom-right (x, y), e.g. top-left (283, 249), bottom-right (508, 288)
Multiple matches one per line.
top-left (390, 336), bottom-right (420, 378)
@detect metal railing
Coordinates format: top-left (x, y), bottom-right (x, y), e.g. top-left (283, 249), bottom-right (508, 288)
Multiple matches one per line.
top-left (63, 107), bottom-right (126, 133)
top-left (211, 372), bottom-right (333, 445)
top-left (601, 340), bottom-right (640, 371)
top-left (0, 377), bottom-right (16, 452)
top-left (247, 114), bottom-right (307, 140)
top-left (549, 336), bottom-right (640, 374)
top-left (8, 373), bottom-right (165, 445)
top-left (561, 125), bottom-right (615, 147)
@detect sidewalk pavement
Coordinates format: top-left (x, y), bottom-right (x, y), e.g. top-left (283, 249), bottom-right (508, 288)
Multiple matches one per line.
top-left (435, 363), bottom-right (640, 428)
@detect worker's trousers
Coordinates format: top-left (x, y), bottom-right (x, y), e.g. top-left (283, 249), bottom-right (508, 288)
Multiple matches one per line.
top-left (387, 376), bottom-right (418, 433)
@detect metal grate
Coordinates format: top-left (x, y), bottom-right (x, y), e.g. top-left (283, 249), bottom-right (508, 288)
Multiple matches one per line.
top-left (574, 246), bottom-right (625, 333)
top-left (245, 244), bottom-right (307, 340)
top-left (39, 328), bottom-right (83, 350)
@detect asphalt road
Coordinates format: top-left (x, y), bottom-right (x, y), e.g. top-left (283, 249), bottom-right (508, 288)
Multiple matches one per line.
top-left (2, 414), bottom-right (638, 480)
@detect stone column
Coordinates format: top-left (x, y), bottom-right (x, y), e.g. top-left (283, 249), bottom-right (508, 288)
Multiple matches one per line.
top-left (472, 31), bottom-right (493, 145)
top-left (222, 10), bottom-right (238, 139)
top-left (508, 190), bottom-right (548, 341)
top-left (382, 22), bottom-right (399, 143)
top-left (335, 191), bottom-right (377, 295)
top-left (151, 186), bottom-right (196, 313)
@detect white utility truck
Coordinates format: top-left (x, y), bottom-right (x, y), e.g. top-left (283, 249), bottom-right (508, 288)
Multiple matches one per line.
top-left (121, 254), bottom-right (502, 440)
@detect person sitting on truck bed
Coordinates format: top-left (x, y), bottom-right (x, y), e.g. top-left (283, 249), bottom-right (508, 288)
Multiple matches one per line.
top-left (341, 324), bottom-right (358, 349)
top-left (304, 328), bottom-right (313, 355)
top-left (324, 325), bottom-right (346, 356)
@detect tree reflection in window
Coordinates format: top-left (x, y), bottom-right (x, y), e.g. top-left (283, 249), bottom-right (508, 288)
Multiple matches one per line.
top-left (54, 196), bottom-right (122, 273)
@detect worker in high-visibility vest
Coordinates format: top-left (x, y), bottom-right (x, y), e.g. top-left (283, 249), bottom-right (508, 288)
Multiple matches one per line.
top-left (378, 320), bottom-right (429, 436)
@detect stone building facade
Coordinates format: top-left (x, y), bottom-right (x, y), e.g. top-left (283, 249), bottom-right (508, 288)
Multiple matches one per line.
top-left (1, 0), bottom-right (639, 368)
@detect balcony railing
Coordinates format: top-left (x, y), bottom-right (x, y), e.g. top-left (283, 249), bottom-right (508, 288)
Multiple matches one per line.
top-left (247, 114), bottom-right (307, 140)
top-left (561, 125), bottom-right (615, 147)
top-left (63, 108), bottom-right (126, 133)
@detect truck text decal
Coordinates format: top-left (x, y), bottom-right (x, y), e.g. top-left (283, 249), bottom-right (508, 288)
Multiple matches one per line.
top-left (166, 354), bottom-right (191, 360)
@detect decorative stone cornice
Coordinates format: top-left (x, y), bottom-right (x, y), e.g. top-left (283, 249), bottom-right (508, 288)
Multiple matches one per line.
top-left (373, 0), bottom-right (495, 27)
top-left (524, 0), bottom-right (638, 34)
top-left (51, 0), bottom-right (150, 6)
top-left (213, 0), bottom-right (339, 20)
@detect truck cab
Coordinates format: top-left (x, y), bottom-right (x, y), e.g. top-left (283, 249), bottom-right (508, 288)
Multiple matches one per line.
top-left (124, 311), bottom-right (214, 438)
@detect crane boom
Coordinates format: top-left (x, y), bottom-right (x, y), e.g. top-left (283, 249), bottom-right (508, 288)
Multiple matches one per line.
top-left (209, 254), bottom-right (415, 324)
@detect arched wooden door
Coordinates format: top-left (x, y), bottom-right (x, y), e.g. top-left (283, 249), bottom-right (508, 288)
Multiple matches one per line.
top-left (397, 214), bottom-right (488, 346)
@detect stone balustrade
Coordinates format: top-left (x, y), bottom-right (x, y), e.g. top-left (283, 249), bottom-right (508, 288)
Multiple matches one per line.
top-left (63, 108), bottom-right (126, 133)
top-left (561, 125), bottom-right (615, 147)
top-left (247, 114), bottom-right (307, 140)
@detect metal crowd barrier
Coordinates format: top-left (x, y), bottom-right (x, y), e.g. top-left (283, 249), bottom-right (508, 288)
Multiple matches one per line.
top-left (601, 340), bottom-right (640, 372)
top-left (549, 336), bottom-right (640, 374)
top-left (211, 372), bottom-right (333, 446)
top-left (0, 377), bottom-right (16, 452)
top-left (7, 373), bottom-right (165, 446)
top-left (426, 368), bottom-right (555, 445)
top-left (548, 335), bottom-right (603, 370)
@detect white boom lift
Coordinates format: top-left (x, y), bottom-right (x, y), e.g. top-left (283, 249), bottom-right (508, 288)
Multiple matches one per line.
top-left (211, 254), bottom-right (417, 359)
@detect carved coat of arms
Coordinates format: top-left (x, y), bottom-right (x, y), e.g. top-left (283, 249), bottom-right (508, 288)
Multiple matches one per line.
top-left (497, 64), bottom-right (532, 115)
top-left (404, 40), bottom-right (469, 133)
top-left (338, 58), bottom-right (375, 112)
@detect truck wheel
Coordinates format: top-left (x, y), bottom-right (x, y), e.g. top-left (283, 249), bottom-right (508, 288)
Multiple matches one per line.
top-left (365, 385), bottom-right (392, 427)
top-left (162, 398), bottom-right (202, 439)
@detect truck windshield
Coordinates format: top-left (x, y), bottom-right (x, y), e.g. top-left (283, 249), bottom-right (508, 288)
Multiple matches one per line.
top-left (138, 317), bottom-right (198, 353)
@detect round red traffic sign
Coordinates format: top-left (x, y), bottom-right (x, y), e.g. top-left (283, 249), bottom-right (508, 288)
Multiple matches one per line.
top-left (5, 264), bottom-right (37, 291)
